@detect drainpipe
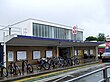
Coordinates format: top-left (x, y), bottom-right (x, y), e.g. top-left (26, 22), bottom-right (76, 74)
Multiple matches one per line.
top-left (9, 27), bottom-right (11, 35)
top-left (3, 32), bottom-right (6, 67)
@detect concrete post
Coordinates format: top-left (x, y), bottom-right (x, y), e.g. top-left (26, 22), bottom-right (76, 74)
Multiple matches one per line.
top-left (72, 46), bottom-right (74, 57)
top-left (95, 46), bottom-right (98, 61)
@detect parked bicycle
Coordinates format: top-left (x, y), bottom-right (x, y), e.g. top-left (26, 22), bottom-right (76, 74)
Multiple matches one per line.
top-left (36, 58), bottom-right (50, 70)
top-left (8, 62), bottom-right (21, 76)
top-left (49, 57), bottom-right (64, 68)
top-left (0, 62), bottom-right (8, 77)
top-left (71, 57), bottom-right (80, 65)
top-left (22, 60), bottom-right (33, 73)
top-left (63, 58), bottom-right (73, 67)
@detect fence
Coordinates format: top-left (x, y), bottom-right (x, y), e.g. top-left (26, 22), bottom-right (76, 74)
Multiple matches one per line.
top-left (65, 66), bottom-right (110, 82)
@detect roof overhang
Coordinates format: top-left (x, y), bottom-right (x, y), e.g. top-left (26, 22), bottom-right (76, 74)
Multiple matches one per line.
top-left (6, 35), bottom-right (104, 47)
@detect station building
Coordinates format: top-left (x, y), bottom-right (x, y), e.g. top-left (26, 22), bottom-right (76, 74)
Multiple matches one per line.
top-left (0, 18), bottom-right (102, 66)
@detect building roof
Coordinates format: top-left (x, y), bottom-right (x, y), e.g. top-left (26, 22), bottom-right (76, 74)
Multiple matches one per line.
top-left (6, 35), bottom-right (103, 47)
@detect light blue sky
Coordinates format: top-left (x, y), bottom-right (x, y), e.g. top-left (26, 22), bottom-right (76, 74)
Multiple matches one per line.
top-left (0, 0), bottom-right (110, 40)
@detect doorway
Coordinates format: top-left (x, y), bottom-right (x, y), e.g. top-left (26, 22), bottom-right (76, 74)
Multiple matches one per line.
top-left (59, 47), bottom-right (71, 58)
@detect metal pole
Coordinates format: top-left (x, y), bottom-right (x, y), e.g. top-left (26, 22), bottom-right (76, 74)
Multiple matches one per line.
top-left (103, 67), bottom-right (108, 82)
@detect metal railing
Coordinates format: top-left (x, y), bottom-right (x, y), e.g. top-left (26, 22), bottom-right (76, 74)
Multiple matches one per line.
top-left (64, 66), bottom-right (110, 82)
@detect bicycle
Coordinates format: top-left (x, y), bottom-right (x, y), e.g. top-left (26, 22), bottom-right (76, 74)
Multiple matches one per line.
top-left (0, 62), bottom-right (8, 77)
top-left (22, 60), bottom-right (33, 73)
top-left (71, 57), bottom-right (80, 65)
top-left (51, 57), bottom-right (64, 68)
top-left (36, 58), bottom-right (50, 70)
top-left (63, 58), bottom-right (73, 67)
top-left (8, 62), bottom-right (21, 76)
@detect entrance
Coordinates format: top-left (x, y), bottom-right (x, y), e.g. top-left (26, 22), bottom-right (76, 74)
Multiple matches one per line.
top-left (0, 44), bottom-right (3, 63)
top-left (59, 47), bottom-right (71, 58)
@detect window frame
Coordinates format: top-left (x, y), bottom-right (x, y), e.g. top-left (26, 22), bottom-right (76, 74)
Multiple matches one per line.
top-left (32, 50), bottom-right (41, 59)
top-left (8, 51), bottom-right (14, 61)
top-left (16, 51), bottom-right (27, 61)
top-left (45, 50), bottom-right (53, 58)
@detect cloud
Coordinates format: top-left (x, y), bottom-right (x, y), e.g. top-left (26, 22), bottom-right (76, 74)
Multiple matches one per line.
top-left (0, 0), bottom-right (110, 40)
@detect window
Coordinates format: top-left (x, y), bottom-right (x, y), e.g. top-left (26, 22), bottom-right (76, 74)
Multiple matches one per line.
top-left (39, 24), bottom-right (41, 37)
top-left (36, 24), bottom-right (39, 36)
top-left (49, 27), bottom-right (52, 38)
top-left (75, 50), bottom-right (77, 56)
top-left (78, 50), bottom-right (82, 56)
top-left (45, 25), bottom-right (48, 37)
top-left (33, 51), bottom-right (41, 59)
top-left (65, 29), bottom-right (69, 39)
top-left (54, 27), bottom-right (57, 38)
top-left (33, 23), bottom-right (83, 40)
top-left (84, 50), bottom-right (88, 56)
top-left (8, 51), bottom-right (14, 61)
top-left (17, 51), bottom-right (27, 60)
top-left (33, 23), bottom-right (36, 36)
top-left (42, 25), bottom-right (45, 37)
top-left (90, 50), bottom-right (94, 55)
top-left (46, 51), bottom-right (52, 58)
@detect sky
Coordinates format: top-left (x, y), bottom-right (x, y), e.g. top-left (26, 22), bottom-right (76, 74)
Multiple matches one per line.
top-left (0, 0), bottom-right (110, 40)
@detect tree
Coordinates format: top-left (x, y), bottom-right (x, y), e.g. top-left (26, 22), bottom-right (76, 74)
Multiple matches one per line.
top-left (85, 33), bottom-right (106, 42)
top-left (97, 33), bottom-right (106, 42)
top-left (85, 36), bottom-right (97, 41)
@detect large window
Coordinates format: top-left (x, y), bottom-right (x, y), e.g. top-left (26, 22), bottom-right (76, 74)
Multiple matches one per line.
top-left (17, 51), bottom-right (27, 60)
top-left (71, 31), bottom-right (83, 41)
top-left (33, 51), bottom-right (41, 59)
top-left (33, 23), bottom-right (83, 40)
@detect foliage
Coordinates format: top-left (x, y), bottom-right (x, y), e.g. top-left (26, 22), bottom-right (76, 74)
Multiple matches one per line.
top-left (97, 33), bottom-right (106, 41)
top-left (85, 36), bottom-right (97, 41)
top-left (85, 33), bottom-right (106, 42)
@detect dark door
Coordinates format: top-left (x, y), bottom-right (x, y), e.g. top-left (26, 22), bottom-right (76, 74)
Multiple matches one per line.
top-left (59, 47), bottom-right (71, 58)
top-left (0, 44), bottom-right (3, 63)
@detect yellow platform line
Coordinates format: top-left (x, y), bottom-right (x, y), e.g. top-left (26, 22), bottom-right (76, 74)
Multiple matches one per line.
top-left (14, 63), bottom-right (101, 82)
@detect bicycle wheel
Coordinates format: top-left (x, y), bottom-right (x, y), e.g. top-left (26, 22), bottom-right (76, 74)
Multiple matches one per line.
top-left (27, 64), bottom-right (33, 73)
top-left (8, 65), bottom-right (14, 75)
top-left (1, 67), bottom-right (8, 77)
top-left (74, 58), bottom-right (80, 65)
top-left (43, 62), bottom-right (50, 70)
top-left (67, 59), bottom-right (72, 66)
top-left (15, 66), bottom-right (21, 75)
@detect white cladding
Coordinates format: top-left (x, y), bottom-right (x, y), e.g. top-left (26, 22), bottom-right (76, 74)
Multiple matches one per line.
top-left (0, 18), bottom-right (83, 42)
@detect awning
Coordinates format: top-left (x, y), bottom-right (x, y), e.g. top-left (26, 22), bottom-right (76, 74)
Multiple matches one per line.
top-left (6, 35), bottom-right (103, 47)
top-left (98, 43), bottom-right (105, 48)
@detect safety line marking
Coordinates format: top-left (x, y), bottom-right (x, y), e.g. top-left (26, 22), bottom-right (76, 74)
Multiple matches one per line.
top-left (14, 63), bottom-right (101, 82)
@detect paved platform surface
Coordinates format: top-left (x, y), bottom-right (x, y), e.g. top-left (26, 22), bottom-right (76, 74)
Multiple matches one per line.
top-left (0, 61), bottom-right (108, 82)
